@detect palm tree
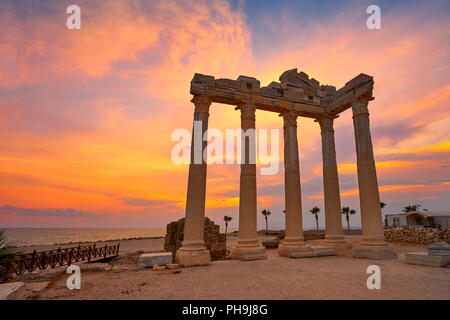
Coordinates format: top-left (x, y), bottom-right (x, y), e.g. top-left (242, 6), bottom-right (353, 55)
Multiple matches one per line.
top-left (380, 202), bottom-right (386, 209)
top-left (261, 209), bottom-right (272, 232)
top-left (310, 206), bottom-right (320, 231)
top-left (341, 207), bottom-right (357, 230)
top-left (0, 230), bottom-right (21, 283)
top-left (223, 216), bottom-right (232, 235)
top-left (402, 205), bottom-right (420, 213)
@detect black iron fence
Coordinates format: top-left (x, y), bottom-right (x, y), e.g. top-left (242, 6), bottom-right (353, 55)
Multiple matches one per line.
top-left (6, 243), bottom-right (120, 276)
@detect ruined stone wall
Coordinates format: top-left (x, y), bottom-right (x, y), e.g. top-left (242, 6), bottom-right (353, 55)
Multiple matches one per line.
top-left (164, 217), bottom-right (227, 260)
top-left (384, 227), bottom-right (450, 244)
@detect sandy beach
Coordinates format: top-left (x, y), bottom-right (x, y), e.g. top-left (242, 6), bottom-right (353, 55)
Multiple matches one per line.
top-left (10, 235), bottom-right (450, 300)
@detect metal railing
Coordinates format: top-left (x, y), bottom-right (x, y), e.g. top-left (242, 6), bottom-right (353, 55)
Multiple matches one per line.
top-left (6, 243), bottom-right (120, 276)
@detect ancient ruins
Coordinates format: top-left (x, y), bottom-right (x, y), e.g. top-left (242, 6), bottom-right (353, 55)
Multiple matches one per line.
top-left (165, 217), bottom-right (227, 261)
top-left (175, 68), bottom-right (396, 266)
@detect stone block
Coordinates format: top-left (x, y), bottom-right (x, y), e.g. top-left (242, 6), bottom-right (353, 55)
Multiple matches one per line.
top-left (310, 78), bottom-right (320, 88)
top-left (80, 263), bottom-right (112, 272)
top-left (139, 252), bottom-right (172, 267)
top-left (328, 241), bottom-right (352, 256)
top-left (237, 75), bottom-right (260, 92)
top-left (283, 88), bottom-right (304, 101)
top-left (261, 87), bottom-right (281, 97)
top-left (230, 246), bottom-right (267, 261)
top-left (353, 244), bottom-right (397, 260)
top-left (427, 242), bottom-right (450, 256)
top-left (0, 282), bottom-right (25, 300)
top-left (405, 252), bottom-right (450, 267)
top-left (311, 245), bottom-right (336, 256)
top-left (166, 264), bottom-right (180, 270)
top-left (153, 265), bottom-right (166, 271)
top-left (216, 78), bottom-right (240, 89)
top-left (175, 249), bottom-right (211, 267)
top-left (165, 217), bottom-right (227, 261)
top-left (211, 243), bottom-right (227, 260)
top-left (278, 243), bottom-right (314, 258)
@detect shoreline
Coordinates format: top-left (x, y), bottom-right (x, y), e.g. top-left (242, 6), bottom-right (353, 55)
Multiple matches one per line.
top-left (18, 236), bottom-right (165, 249)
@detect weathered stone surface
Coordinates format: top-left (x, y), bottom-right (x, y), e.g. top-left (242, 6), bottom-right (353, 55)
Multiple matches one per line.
top-left (0, 282), bottom-right (25, 300)
top-left (166, 264), bottom-right (179, 270)
top-left (175, 249), bottom-right (211, 267)
top-left (230, 246), bottom-right (267, 261)
top-left (152, 265), bottom-right (166, 271)
top-left (80, 263), bottom-right (112, 272)
top-left (237, 75), bottom-right (260, 92)
top-left (165, 217), bottom-right (227, 261)
top-left (139, 252), bottom-right (172, 267)
top-left (311, 246), bottom-right (336, 257)
top-left (405, 252), bottom-right (450, 267)
top-left (353, 244), bottom-right (397, 260)
top-left (428, 242), bottom-right (450, 256)
top-left (261, 86), bottom-right (281, 97)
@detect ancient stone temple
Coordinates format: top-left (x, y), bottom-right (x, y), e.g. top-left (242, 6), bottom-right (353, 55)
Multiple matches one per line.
top-left (165, 217), bottom-right (227, 261)
top-left (175, 68), bottom-right (395, 267)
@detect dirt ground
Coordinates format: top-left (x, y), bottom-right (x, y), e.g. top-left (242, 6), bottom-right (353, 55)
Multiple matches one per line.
top-left (12, 235), bottom-right (450, 300)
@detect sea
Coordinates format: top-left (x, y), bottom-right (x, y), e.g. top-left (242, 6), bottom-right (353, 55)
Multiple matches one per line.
top-left (2, 228), bottom-right (167, 246)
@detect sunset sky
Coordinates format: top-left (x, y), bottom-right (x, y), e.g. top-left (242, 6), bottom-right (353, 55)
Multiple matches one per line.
top-left (0, 0), bottom-right (449, 229)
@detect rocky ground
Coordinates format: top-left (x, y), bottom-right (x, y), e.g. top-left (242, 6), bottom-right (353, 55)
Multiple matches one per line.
top-left (6, 235), bottom-right (449, 300)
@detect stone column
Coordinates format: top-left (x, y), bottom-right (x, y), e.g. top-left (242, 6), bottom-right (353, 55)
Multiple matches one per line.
top-left (230, 102), bottom-right (266, 260)
top-left (351, 100), bottom-right (396, 259)
top-left (278, 110), bottom-right (313, 258)
top-left (318, 116), bottom-right (345, 243)
top-left (175, 95), bottom-right (212, 266)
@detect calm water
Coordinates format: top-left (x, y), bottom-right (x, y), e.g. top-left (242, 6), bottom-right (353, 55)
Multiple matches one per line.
top-left (2, 228), bottom-right (166, 246)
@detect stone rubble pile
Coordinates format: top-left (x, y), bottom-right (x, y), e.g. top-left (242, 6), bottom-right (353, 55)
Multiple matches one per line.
top-left (164, 217), bottom-right (227, 260)
top-left (384, 227), bottom-right (450, 244)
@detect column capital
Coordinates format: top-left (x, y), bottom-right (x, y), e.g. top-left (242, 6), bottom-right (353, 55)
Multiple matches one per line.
top-left (317, 115), bottom-right (336, 133)
top-left (282, 109), bottom-right (298, 128)
top-left (351, 100), bottom-right (369, 117)
top-left (191, 95), bottom-right (212, 113)
top-left (239, 102), bottom-right (256, 121)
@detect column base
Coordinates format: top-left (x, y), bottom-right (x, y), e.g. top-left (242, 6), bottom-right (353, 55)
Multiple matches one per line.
top-left (230, 239), bottom-right (267, 261)
top-left (324, 234), bottom-right (346, 243)
top-left (352, 243), bottom-right (397, 260)
top-left (325, 241), bottom-right (351, 256)
top-left (175, 245), bottom-right (211, 267)
top-left (278, 240), bottom-right (314, 258)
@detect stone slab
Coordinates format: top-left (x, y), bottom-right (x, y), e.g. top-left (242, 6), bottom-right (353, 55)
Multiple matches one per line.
top-left (405, 252), bottom-right (450, 267)
top-left (0, 282), bottom-right (25, 300)
top-left (278, 244), bottom-right (314, 258)
top-left (152, 265), bottom-right (166, 271)
top-left (175, 249), bottom-right (211, 267)
top-left (427, 242), bottom-right (450, 256)
top-left (353, 244), bottom-right (397, 260)
top-left (139, 252), bottom-right (173, 267)
top-left (166, 264), bottom-right (180, 270)
top-left (327, 241), bottom-right (352, 256)
top-left (80, 263), bottom-right (112, 272)
top-left (311, 245), bottom-right (336, 257)
top-left (230, 246), bottom-right (267, 261)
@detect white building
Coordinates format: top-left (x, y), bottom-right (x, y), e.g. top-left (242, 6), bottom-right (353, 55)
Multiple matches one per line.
top-left (385, 211), bottom-right (450, 228)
